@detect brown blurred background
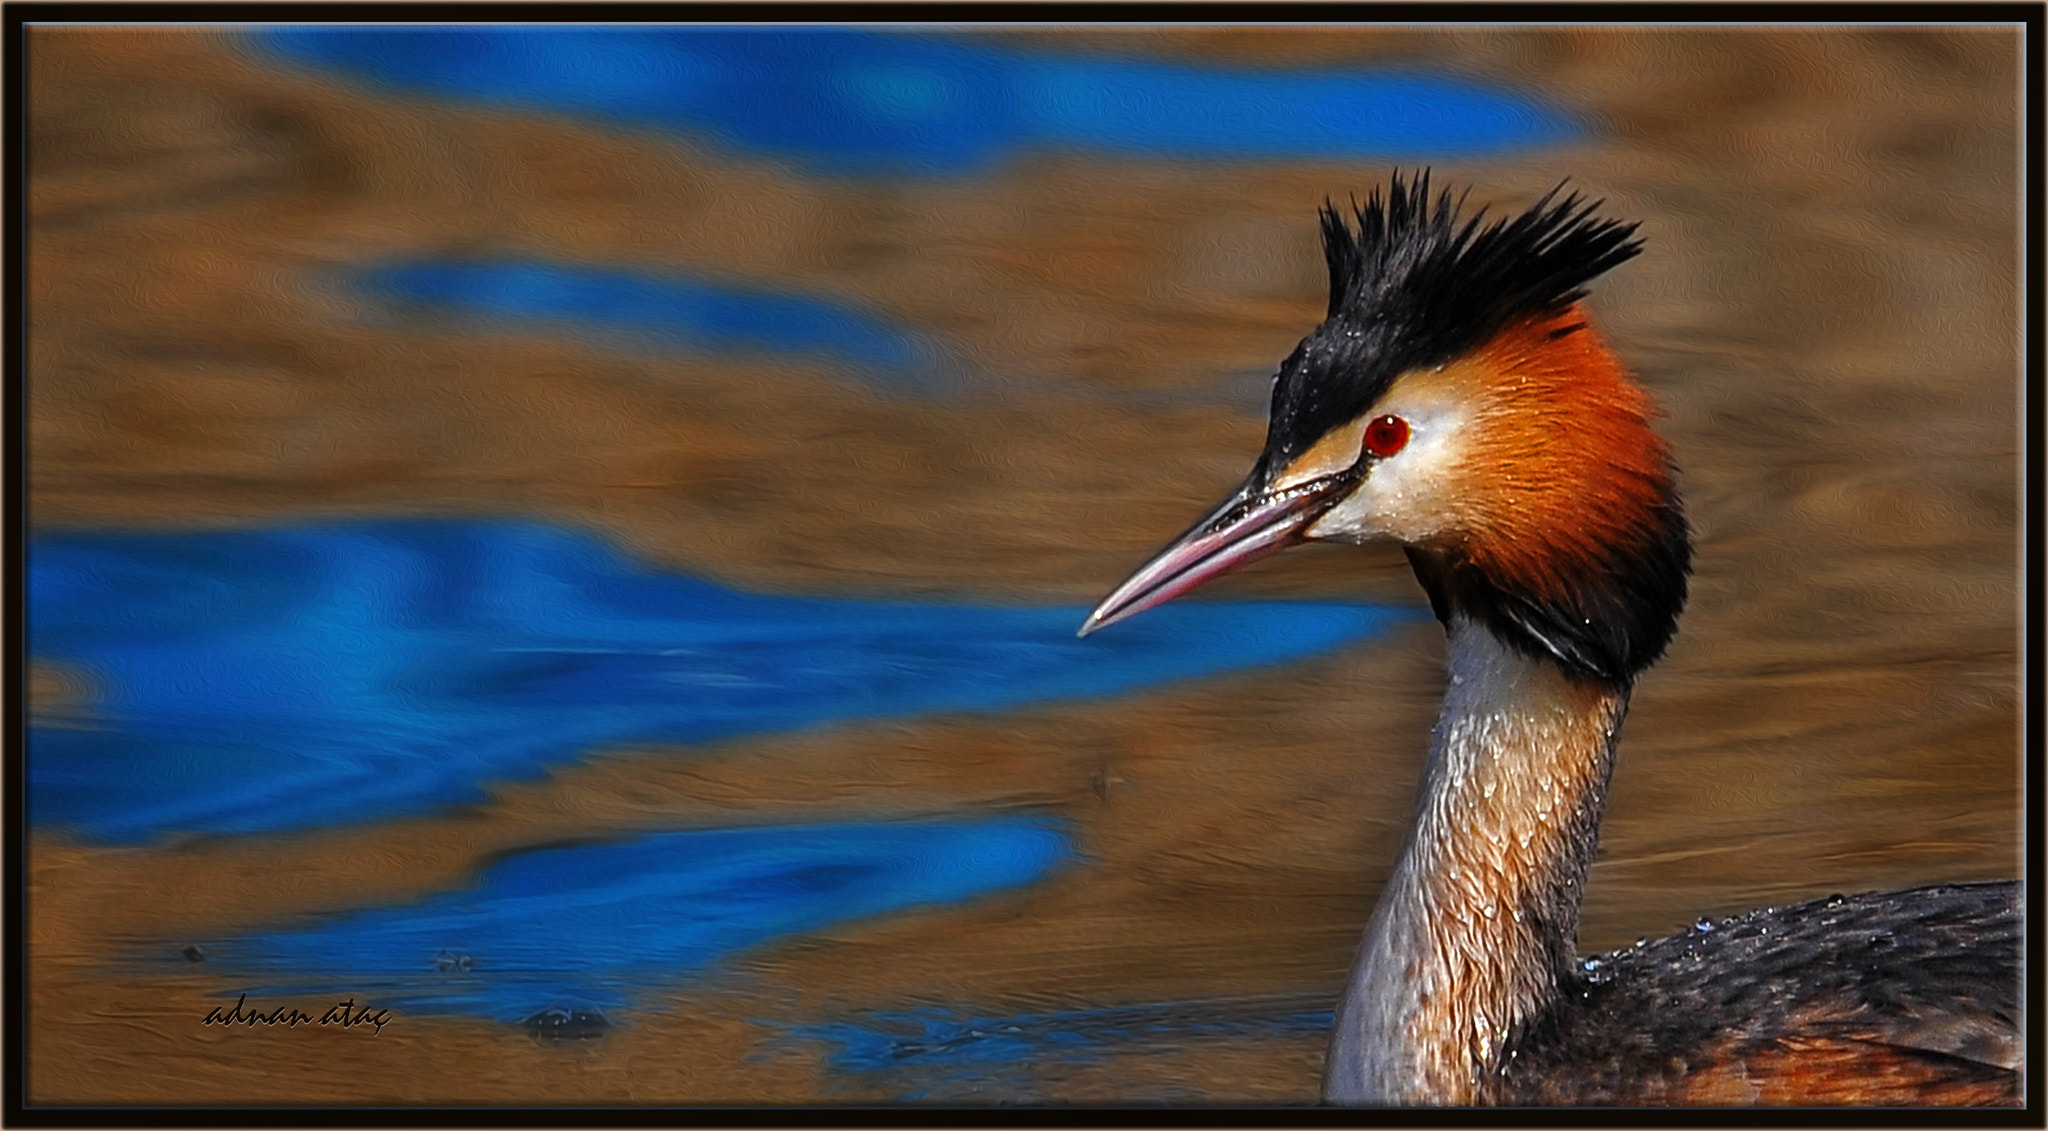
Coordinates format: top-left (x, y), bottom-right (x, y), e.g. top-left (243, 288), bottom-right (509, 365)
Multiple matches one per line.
top-left (26, 26), bottom-right (2019, 1104)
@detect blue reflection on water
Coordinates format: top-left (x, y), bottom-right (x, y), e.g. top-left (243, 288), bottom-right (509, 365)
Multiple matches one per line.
top-left (352, 261), bottom-right (935, 375)
top-left (29, 520), bottom-right (1408, 843)
top-left (190, 818), bottom-right (1072, 1023)
top-left (783, 995), bottom-right (1334, 1100)
top-left (248, 27), bottom-right (1575, 175)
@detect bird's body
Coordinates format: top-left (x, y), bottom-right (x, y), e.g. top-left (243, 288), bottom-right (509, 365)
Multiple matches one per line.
top-left (1080, 174), bottom-right (2019, 1106)
top-left (1494, 881), bottom-right (2019, 1105)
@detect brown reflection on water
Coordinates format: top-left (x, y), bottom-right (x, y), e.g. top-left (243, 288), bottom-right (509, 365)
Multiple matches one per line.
top-left (25, 26), bottom-right (2019, 1104)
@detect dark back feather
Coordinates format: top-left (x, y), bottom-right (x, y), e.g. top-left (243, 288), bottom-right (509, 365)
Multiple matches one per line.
top-left (1494, 882), bottom-right (2022, 1105)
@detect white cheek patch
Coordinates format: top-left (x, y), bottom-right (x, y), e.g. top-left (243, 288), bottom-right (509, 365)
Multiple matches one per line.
top-left (1306, 401), bottom-right (1470, 543)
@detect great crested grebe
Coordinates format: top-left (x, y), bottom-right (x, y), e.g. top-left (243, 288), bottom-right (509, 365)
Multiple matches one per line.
top-left (1078, 174), bottom-right (2020, 1106)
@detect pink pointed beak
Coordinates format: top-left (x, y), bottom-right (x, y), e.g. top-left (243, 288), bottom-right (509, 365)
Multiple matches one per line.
top-left (1078, 473), bottom-right (1351, 637)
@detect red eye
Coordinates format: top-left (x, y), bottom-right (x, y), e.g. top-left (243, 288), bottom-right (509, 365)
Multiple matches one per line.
top-left (1362, 414), bottom-right (1410, 458)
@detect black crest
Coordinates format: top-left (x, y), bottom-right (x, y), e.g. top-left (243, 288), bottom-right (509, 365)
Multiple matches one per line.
top-left (1264, 171), bottom-right (1644, 467)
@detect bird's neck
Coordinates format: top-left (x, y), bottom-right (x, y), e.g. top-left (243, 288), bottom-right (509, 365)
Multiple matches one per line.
top-left (1325, 616), bottom-right (1628, 1106)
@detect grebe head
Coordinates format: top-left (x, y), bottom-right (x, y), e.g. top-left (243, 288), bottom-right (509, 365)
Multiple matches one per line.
top-left (1081, 172), bottom-right (1691, 687)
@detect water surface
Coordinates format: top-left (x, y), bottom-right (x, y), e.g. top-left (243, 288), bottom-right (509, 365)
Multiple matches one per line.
top-left (351, 261), bottom-right (938, 383)
top-left (251, 27), bottom-right (1577, 175)
top-left (29, 520), bottom-right (1406, 843)
top-left (183, 818), bottom-right (1073, 1024)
